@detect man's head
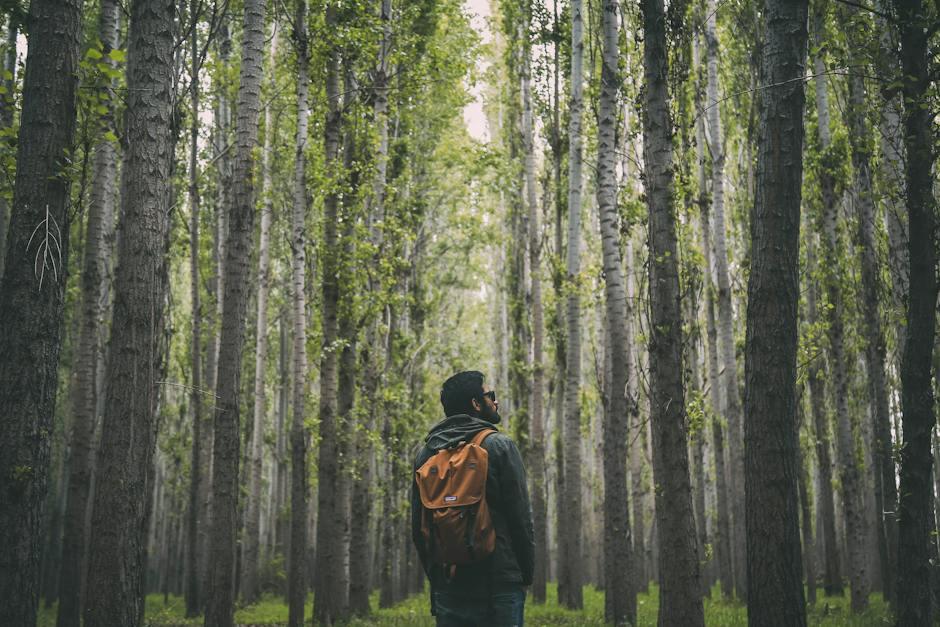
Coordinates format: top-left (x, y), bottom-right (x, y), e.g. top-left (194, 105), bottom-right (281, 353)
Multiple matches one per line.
top-left (440, 370), bottom-right (501, 424)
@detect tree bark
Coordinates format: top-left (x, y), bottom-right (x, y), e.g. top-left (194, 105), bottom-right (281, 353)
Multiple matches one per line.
top-left (0, 2), bottom-right (82, 624)
top-left (287, 4), bottom-right (310, 625)
top-left (597, 0), bottom-right (635, 622)
top-left (186, 0), bottom-right (205, 615)
top-left (894, 0), bottom-right (938, 623)
top-left (697, 101), bottom-right (734, 602)
top-left (82, 1), bottom-right (176, 624)
top-left (241, 20), bottom-right (279, 605)
top-left (812, 19), bottom-right (870, 610)
top-left (703, 0), bottom-right (746, 599)
top-left (640, 0), bottom-right (704, 622)
top-left (205, 0), bottom-right (267, 623)
top-left (798, 414), bottom-right (816, 605)
top-left (742, 0), bottom-right (808, 623)
top-left (521, 0), bottom-right (547, 603)
top-left (57, 3), bottom-right (119, 625)
top-left (0, 17), bottom-right (17, 278)
top-left (842, 5), bottom-right (898, 605)
top-left (314, 5), bottom-right (348, 622)
top-left (804, 231), bottom-right (842, 596)
top-left (559, 0), bottom-right (584, 609)
top-left (874, 1), bottom-right (908, 357)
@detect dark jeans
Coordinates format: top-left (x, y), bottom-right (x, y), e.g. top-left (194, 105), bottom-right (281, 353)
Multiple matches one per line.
top-left (433, 585), bottom-right (526, 627)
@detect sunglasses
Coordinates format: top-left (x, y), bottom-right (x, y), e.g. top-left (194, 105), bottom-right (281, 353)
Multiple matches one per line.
top-left (483, 390), bottom-right (497, 403)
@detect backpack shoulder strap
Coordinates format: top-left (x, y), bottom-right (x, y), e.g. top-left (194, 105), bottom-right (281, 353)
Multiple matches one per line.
top-left (470, 428), bottom-right (496, 447)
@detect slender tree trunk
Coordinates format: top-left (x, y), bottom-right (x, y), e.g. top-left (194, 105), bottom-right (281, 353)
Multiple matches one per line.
top-left (691, 352), bottom-right (709, 599)
top-left (812, 22), bottom-right (870, 610)
top-left (349, 1), bottom-right (392, 616)
top-left (205, 0), bottom-right (267, 623)
top-left (521, 3), bottom-right (548, 604)
top-left (742, 0), bottom-right (808, 623)
top-left (626, 238), bottom-right (648, 593)
top-left (596, 0), bottom-right (635, 621)
top-left (0, 1), bottom-right (82, 623)
top-left (275, 312), bottom-right (289, 563)
top-left (186, 1), bottom-right (205, 615)
top-left (697, 112), bottom-right (734, 602)
top-left (287, 4), bottom-right (310, 625)
top-left (874, 1), bottom-right (908, 357)
top-left (640, 0), bottom-right (704, 622)
top-left (82, 1), bottom-right (176, 624)
top-left (201, 20), bottom-right (233, 605)
top-left (330, 71), bottom-right (360, 619)
top-left (56, 3), bottom-right (119, 625)
top-left (549, 0), bottom-right (567, 601)
top-left (805, 231), bottom-right (842, 596)
top-left (842, 8), bottom-right (898, 604)
top-left (241, 21), bottom-right (279, 605)
top-left (314, 5), bottom-right (347, 622)
top-left (798, 413), bottom-right (817, 605)
top-left (703, 0), bottom-right (746, 599)
top-left (894, 0), bottom-right (938, 622)
top-left (559, 0), bottom-right (584, 609)
top-left (0, 17), bottom-right (16, 278)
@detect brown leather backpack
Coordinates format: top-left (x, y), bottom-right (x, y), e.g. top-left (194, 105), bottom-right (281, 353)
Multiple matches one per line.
top-left (416, 428), bottom-right (497, 566)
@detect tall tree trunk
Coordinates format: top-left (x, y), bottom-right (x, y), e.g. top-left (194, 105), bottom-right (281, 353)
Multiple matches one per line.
top-left (874, 0), bottom-right (908, 357)
top-left (697, 104), bottom-right (734, 602)
top-left (704, 0), bottom-right (746, 599)
top-left (205, 0), bottom-right (267, 623)
top-left (287, 4), bottom-right (310, 625)
top-left (275, 312), bottom-right (289, 562)
top-left (548, 0), bottom-right (567, 602)
top-left (0, 4), bottom-right (82, 623)
top-left (842, 6), bottom-right (898, 605)
top-left (798, 427), bottom-right (816, 605)
top-left (0, 17), bottom-right (17, 277)
top-left (597, 0), bottom-right (635, 622)
top-left (894, 0), bottom-right (938, 622)
top-left (626, 238), bottom-right (649, 593)
top-left (521, 2), bottom-right (548, 604)
top-left (57, 2), bottom-right (119, 625)
top-left (349, 1), bottom-right (391, 616)
top-left (805, 231), bottom-right (842, 596)
top-left (641, 0), bottom-right (703, 622)
top-left (559, 0), bottom-right (584, 609)
top-left (82, 0), bottom-right (176, 623)
top-left (812, 19), bottom-right (870, 610)
top-left (331, 70), bottom-right (360, 619)
top-left (242, 21), bottom-right (279, 605)
top-left (186, 0), bottom-right (205, 615)
top-left (742, 0), bottom-right (808, 623)
top-left (314, 5), bottom-right (347, 622)
top-left (201, 20), bottom-right (232, 605)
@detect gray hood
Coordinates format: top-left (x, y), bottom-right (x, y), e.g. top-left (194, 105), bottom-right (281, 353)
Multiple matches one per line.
top-left (424, 413), bottom-right (498, 451)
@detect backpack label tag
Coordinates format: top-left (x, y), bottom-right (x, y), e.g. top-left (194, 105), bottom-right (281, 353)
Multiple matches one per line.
top-left (444, 496), bottom-right (457, 502)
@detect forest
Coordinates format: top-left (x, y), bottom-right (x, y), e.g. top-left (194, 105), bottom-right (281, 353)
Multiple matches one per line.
top-left (0, 0), bottom-right (937, 625)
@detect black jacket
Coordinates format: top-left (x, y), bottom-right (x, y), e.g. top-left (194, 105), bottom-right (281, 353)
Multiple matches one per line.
top-left (411, 414), bottom-right (535, 596)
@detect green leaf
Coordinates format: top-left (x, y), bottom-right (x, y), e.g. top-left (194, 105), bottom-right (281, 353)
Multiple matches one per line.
top-left (104, 130), bottom-right (118, 143)
top-left (108, 48), bottom-right (127, 63)
top-left (86, 47), bottom-right (103, 60)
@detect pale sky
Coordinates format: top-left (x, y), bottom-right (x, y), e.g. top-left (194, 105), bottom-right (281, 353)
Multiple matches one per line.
top-left (463, 0), bottom-right (492, 143)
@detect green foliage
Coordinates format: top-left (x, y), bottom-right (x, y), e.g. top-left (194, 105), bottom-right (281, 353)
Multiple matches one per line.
top-left (39, 583), bottom-right (891, 626)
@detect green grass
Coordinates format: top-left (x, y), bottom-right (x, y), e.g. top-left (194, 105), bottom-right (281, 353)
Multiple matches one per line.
top-left (37, 583), bottom-right (892, 625)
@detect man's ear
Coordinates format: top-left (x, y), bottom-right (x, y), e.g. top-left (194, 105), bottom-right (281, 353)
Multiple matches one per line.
top-left (471, 397), bottom-right (481, 412)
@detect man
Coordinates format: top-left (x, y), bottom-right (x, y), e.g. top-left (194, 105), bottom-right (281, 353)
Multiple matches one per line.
top-left (411, 371), bottom-right (535, 627)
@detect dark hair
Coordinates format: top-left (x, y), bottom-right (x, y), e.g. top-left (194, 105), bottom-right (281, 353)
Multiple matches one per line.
top-left (440, 371), bottom-right (486, 417)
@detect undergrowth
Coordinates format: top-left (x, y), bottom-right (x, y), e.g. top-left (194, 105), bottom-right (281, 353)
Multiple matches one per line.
top-left (37, 582), bottom-right (891, 625)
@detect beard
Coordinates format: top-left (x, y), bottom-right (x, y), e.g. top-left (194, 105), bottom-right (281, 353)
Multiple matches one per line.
top-left (478, 403), bottom-right (502, 425)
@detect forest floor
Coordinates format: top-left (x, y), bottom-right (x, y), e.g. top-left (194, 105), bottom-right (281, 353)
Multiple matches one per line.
top-left (38, 583), bottom-right (890, 626)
